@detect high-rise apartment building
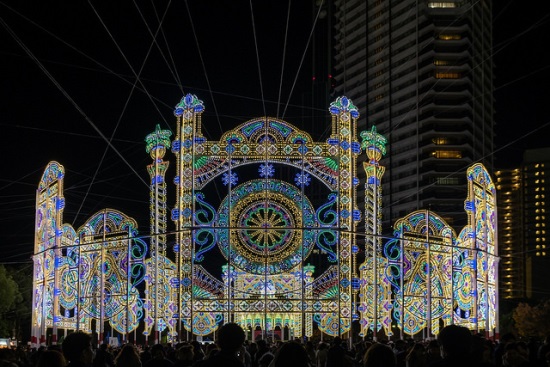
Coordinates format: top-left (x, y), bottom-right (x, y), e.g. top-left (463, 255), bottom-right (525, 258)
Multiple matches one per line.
top-left (522, 148), bottom-right (550, 301)
top-left (495, 168), bottom-right (524, 300)
top-left (495, 148), bottom-right (550, 303)
top-left (333, 0), bottom-right (494, 231)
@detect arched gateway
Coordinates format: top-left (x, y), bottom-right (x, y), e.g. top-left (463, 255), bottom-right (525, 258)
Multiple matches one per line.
top-left (31, 95), bottom-right (498, 346)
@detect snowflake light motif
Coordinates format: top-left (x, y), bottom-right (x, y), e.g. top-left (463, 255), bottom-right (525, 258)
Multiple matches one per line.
top-left (259, 163), bottom-right (275, 178)
top-left (222, 172), bottom-right (238, 187)
top-left (294, 172), bottom-right (311, 187)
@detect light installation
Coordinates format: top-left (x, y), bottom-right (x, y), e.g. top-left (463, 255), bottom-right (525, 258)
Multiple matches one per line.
top-left (144, 125), bottom-right (173, 344)
top-left (32, 162), bottom-right (147, 345)
top-left (31, 95), bottom-right (498, 345)
top-left (359, 125), bottom-right (393, 339)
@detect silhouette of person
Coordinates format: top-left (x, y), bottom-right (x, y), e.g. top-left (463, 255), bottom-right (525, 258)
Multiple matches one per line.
top-left (326, 337), bottom-right (350, 367)
top-left (62, 331), bottom-right (95, 367)
top-left (362, 343), bottom-right (396, 367)
top-left (430, 325), bottom-right (473, 367)
top-left (143, 344), bottom-right (173, 367)
top-left (115, 344), bottom-right (142, 367)
top-left (196, 323), bottom-right (246, 367)
top-left (36, 349), bottom-right (67, 367)
top-left (271, 342), bottom-right (311, 367)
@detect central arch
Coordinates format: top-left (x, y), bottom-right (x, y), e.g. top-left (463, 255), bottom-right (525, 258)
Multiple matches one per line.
top-left (170, 95), bottom-right (362, 339)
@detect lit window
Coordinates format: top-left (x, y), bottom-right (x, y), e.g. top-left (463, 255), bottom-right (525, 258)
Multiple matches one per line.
top-left (439, 34), bottom-right (462, 40)
top-left (434, 60), bottom-right (450, 66)
top-left (435, 72), bottom-right (461, 79)
top-left (432, 150), bottom-right (463, 158)
top-left (433, 137), bottom-right (448, 145)
top-left (428, 2), bottom-right (457, 8)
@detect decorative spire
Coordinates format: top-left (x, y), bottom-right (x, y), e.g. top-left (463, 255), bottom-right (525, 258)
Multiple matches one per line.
top-left (145, 124), bottom-right (172, 158)
top-left (360, 126), bottom-right (387, 163)
top-left (329, 96), bottom-right (360, 118)
top-left (174, 93), bottom-right (204, 116)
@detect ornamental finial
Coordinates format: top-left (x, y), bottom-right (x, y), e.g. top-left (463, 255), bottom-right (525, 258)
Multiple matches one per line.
top-left (360, 125), bottom-right (387, 163)
top-left (145, 124), bottom-right (172, 158)
top-left (174, 93), bottom-right (204, 117)
top-left (329, 96), bottom-right (360, 118)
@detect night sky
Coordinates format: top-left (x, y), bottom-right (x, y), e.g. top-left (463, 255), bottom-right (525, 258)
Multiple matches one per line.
top-left (1, 0), bottom-right (549, 264)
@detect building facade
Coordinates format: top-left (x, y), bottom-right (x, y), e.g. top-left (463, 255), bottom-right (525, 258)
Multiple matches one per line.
top-left (495, 148), bottom-right (550, 304)
top-left (333, 0), bottom-right (494, 231)
top-left (494, 168), bottom-right (523, 300)
top-left (522, 148), bottom-right (549, 301)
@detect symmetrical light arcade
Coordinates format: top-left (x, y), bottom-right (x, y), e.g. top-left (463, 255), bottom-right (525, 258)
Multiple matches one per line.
top-left (31, 94), bottom-right (498, 345)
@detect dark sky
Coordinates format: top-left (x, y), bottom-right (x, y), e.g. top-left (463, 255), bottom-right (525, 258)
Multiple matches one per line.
top-left (1, 0), bottom-right (549, 263)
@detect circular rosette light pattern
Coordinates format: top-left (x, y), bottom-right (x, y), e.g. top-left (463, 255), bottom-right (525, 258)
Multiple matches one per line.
top-left (217, 179), bottom-right (316, 275)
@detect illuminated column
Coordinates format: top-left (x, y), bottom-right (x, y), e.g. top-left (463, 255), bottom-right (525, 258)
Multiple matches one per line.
top-left (221, 265), bottom-right (233, 327)
top-left (358, 126), bottom-right (391, 339)
top-left (172, 94), bottom-right (205, 338)
top-left (303, 265), bottom-right (314, 338)
top-left (145, 125), bottom-right (171, 344)
top-left (33, 162), bottom-right (65, 346)
top-left (328, 96), bottom-right (362, 337)
top-left (99, 212), bottom-right (106, 346)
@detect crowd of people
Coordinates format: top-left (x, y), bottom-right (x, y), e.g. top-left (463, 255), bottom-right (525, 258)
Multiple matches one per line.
top-left (0, 325), bottom-right (549, 367)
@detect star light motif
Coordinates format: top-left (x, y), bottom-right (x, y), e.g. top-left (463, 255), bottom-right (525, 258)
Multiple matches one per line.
top-left (294, 172), bottom-right (311, 187)
top-left (259, 163), bottom-right (275, 178)
top-left (222, 172), bottom-right (238, 187)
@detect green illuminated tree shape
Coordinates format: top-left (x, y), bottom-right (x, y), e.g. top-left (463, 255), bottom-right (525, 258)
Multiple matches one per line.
top-left (145, 124), bottom-right (172, 155)
top-left (360, 126), bottom-right (387, 162)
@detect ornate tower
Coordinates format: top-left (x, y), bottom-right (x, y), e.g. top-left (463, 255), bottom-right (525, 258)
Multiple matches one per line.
top-left (171, 94), bottom-right (205, 338)
top-left (325, 96), bottom-right (362, 336)
top-left (359, 126), bottom-right (392, 339)
top-left (144, 125), bottom-right (172, 343)
top-left (32, 162), bottom-right (65, 346)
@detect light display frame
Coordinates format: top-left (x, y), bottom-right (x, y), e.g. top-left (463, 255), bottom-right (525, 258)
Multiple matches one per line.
top-left (31, 95), bottom-right (499, 345)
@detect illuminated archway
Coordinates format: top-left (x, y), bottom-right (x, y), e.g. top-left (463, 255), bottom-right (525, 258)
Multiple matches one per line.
top-left (31, 95), bottom-right (499, 346)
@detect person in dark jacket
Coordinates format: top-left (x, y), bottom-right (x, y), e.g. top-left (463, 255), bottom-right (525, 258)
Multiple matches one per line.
top-left (62, 331), bottom-right (95, 367)
top-left (196, 323), bottom-right (246, 367)
top-left (143, 344), bottom-right (173, 367)
top-left (429, 325), bottom-right (472, 367)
